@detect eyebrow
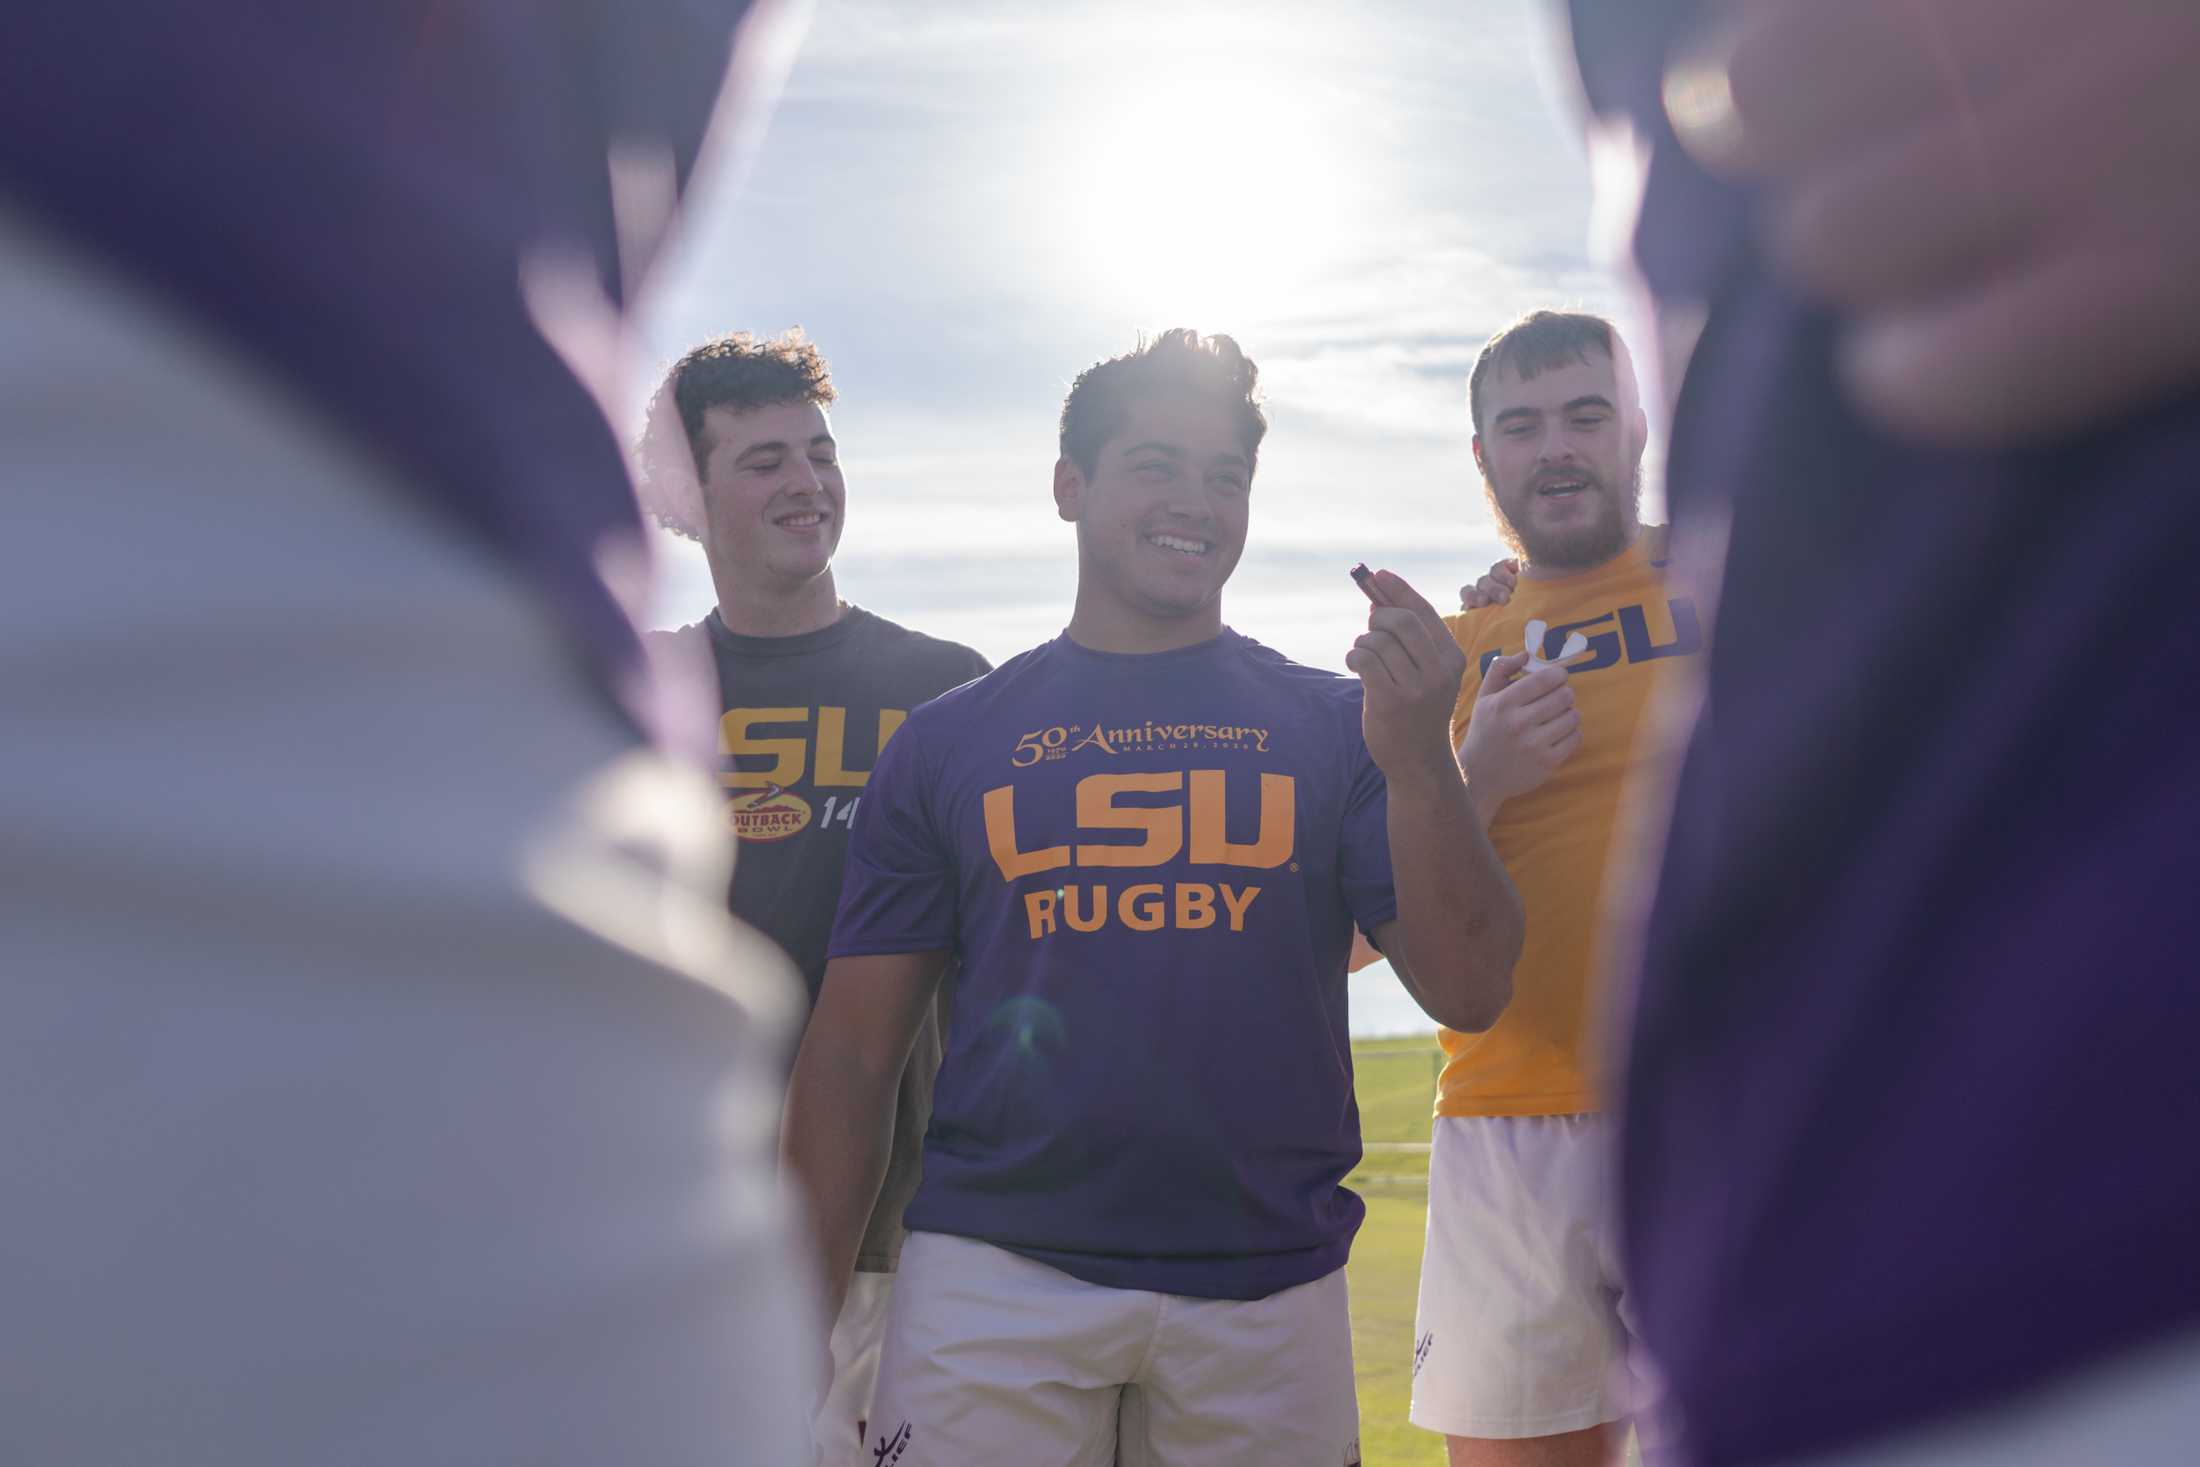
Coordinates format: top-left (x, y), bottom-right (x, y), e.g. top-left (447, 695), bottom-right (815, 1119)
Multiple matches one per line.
top-left (733, 433), bottom-right (836, 463)
top-left (1492, 395), bottom-right (1616, 426)
top-left (1122, 441), bottom-right (1249, 470)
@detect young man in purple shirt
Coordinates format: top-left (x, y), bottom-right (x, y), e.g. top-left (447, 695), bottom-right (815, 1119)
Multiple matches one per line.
top-left (782, 329), bottom-right (1523, 1465)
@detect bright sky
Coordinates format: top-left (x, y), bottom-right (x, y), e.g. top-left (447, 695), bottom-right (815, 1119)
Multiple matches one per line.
top-left (638, 0), bottom-right (1651, 1036)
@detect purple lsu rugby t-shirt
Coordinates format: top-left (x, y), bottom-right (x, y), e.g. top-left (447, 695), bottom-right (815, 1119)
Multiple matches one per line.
top-left (830, 629), bottom-right (1397, 1300)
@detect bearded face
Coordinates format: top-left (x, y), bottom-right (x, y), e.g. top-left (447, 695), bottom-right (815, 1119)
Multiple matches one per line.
top-left (1474, 349), bottom-right (1644, 572)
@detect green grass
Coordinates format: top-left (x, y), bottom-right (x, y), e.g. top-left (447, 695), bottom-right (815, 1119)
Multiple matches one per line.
top-left (1353, 1034), bottom-right (1446, 1146)
top-left (1348, 1035), bottom-right (1442, 1465)
top-left (1348, 1193), bottom-right (1444, 1466)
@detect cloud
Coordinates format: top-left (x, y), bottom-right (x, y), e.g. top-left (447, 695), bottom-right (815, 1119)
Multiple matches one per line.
top-left (643, 0), bottom-right (1634, 657)
top-left (642, 0), bottom-right (1619, 1036)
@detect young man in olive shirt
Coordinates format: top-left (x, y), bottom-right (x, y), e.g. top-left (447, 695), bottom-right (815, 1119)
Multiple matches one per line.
top-left (640, 332), bottom-right (988, 1467)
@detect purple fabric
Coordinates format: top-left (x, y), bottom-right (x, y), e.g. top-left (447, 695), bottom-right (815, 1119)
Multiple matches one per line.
top-left (0, 0), bottom-right (757, 739)
top-left (1568, 3), bottom-right (2200, 1464)
top-left (830, 630), bottom-right (1396, 1300)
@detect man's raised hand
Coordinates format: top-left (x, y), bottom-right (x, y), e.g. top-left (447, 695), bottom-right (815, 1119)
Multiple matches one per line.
top-left (1346, 569), bottom-right (1470, 785)
top-left (1455, 649), bottom-right (1579, 824)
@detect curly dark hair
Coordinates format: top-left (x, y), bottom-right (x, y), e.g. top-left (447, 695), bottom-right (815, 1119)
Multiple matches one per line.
top-left (636, 329), bottom-right (836, 539)
top-left (1467, 310), bottom-right (1616, 438)
top-left (1058, 329), bottom-right (1268, 478)
top-left (671, 330), bottom-right (835, 446)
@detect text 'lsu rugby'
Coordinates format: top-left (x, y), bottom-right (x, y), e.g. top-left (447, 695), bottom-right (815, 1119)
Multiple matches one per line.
top-left (984, 770), bottom-right (1295, 939)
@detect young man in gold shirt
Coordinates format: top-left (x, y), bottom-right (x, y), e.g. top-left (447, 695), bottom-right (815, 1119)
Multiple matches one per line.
top-left (1410, 311), bottom-right (1701, 1466)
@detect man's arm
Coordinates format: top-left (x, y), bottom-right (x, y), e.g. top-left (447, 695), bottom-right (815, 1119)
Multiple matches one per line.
top-left (780, 949), bottom-right (948, 1325)
top-left (1366, 785), bottom-right (1521, 1034)
top-left (1347, 569), bottom-right (1524, 1033)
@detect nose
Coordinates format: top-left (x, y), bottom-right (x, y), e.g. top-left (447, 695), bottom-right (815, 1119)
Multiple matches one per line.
top-left (1534, 420), bottom-right (1576, 464)
top-left (1156, 473), bottom-right (1219, 525)
top-left (787, 456), bottom-right (825, 495)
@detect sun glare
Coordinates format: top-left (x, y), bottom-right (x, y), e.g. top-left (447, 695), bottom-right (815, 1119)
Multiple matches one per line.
top-left (1070, 68), bottom-right (1354, 326)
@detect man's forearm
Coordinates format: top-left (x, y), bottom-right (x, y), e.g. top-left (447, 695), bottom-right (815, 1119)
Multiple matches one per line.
top-left (780, 1032), bottom-right (901, 1326)
top-left (1386, 761), bottom-right (1522, 1032)
top-left (1465, 774), bottom-right (1505, 831)
top-left (780, 951), bottom-right (945, 1324)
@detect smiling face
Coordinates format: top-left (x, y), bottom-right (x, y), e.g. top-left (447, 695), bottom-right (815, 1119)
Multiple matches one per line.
top-left (1473, 347), bottom-right (1646, 572)
top-left (695, 399), bottom-right (845, 592)
top-left (1056, 395), bottom-right (1252, 632)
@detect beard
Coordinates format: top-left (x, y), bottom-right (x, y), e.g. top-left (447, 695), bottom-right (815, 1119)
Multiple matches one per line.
top-left (1482, 461), bottom-right (1642, 572)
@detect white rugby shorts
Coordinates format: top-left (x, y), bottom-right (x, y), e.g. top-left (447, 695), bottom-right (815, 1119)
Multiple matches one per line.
top-left (1410, 1113), bottom-right (1637, 1440)
top-left (814, 1271), bottom-right (895, 1467)
top-left (866, 1230), bottom-right (1362, 1466)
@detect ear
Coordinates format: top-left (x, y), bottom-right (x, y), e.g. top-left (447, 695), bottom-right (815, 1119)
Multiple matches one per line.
top-left (1609, 332), bottom-right (1652, 469)
top-left (1471, 434), bottom-right (1486, 478)
top-left (1053, 456), bottom-right (1084, 523)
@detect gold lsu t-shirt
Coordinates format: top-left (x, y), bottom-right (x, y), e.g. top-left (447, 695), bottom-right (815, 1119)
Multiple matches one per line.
top-left (1437, 535), bottom-right (1701, 1117)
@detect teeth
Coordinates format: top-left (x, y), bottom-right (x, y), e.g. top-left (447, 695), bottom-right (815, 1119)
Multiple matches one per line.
top-left (778, 512), bottom-right (825, 527)
top-left (1147, 533), bottom-right (1208, 555)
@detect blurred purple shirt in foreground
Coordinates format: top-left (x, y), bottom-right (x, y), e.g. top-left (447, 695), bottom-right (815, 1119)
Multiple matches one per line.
top-left (0, 0), bottom-right (763, 744)
top-left (1568, 3), bottom-right (2200, 1464)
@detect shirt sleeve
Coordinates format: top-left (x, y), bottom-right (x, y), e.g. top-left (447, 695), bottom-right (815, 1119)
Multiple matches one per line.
top-left (827, 709), bottom-right (960, 958)
top-left (1337, 693), bottom-right (1399, 943)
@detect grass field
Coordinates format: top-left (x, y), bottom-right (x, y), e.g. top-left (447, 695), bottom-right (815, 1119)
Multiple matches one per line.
top-left (1347, 1035), bottom-right (1445, 1466)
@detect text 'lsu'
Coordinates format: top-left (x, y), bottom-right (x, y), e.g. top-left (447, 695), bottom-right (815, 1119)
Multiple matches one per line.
top-left (985, 769), bottom-right (1295, 939)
